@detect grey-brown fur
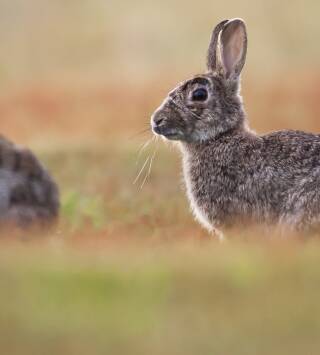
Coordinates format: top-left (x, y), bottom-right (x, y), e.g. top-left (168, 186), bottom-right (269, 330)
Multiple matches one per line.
top-left (0, 136), bottom-right (59, 227)
top-left (151, 18), bottom-right (320, 235)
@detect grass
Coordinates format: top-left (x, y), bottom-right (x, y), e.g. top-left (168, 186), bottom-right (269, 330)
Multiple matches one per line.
top-left (1, 241), bottom-right (320, 355)
top-left (2, 70), bottom-right (320, 355)
top-left (3, 75), bottom-right (320, 353)
top-left (44, 142), bottom-right (206, 240)
top-left (0, 143), bottom-right (318, 355)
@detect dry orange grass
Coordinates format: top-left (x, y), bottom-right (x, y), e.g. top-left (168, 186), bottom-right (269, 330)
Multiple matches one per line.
top-left (1, 71), bottom-right (320, 145)
top-left (1, 72), bottom-right (320, 244)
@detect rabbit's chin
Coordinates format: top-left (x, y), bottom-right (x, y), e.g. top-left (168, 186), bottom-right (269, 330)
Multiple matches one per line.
top-left (152, 127), bottom-right (185, 141)
top-left (160, 133), bottom-right (183, 141)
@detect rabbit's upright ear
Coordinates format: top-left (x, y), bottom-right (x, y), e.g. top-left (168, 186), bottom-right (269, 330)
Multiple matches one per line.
top-left (207, 19), bottom-right (229, 72)
top-left (217, 19), bottom-right (247, 79)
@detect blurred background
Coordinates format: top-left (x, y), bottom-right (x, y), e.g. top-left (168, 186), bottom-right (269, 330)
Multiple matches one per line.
top-left (1, 0), bottom-right (320, 233)
top-left (2, 0), bottom-right (320, 144)
top-left (1, 1), bottom-right (320, 354)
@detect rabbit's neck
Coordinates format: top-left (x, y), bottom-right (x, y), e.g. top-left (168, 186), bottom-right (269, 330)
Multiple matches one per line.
top-left (180, 124), bottom-right (253, 155)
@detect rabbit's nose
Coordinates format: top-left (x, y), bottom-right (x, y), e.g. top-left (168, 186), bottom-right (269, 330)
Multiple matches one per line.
top-left (154, 116), bottom-right (164, 126)
top-left (151, 111), bottom-right (165, 127)
top-left (151, 112), bottom-right (166, 135)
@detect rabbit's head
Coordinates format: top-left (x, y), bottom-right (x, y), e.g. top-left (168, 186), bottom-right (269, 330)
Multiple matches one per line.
top-left (151, 19), bottom-right (248, 143)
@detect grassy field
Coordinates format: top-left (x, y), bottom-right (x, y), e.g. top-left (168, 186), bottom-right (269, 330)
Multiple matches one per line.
top-left (1, 240), bottom-right (320, 354)
top-left (1, 0), bottom-right (320, 354)
top-left (0, 143), bottom-right (318, 355)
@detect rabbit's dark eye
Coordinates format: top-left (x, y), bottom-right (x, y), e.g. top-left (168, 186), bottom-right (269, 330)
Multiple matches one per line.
top-left (191, 88), bottom-right (208, 102)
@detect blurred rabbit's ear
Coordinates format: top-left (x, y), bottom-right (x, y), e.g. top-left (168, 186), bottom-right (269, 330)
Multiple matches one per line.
top-left (217, 19), bottom-right (247, 79)
top-left (207, 19), bottom-right (229, 72)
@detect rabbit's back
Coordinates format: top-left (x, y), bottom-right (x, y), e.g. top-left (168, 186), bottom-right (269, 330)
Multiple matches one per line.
top-left (0, 136), bottom-right (59, 226)
top-left (262, 130), bottom-right (320, 166)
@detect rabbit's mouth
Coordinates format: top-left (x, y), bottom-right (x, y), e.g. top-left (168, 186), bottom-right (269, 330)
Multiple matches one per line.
top-left (152, 125), bottom-right (182, 140)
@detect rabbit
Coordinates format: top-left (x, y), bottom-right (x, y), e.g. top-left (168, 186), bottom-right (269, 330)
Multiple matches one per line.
top-left (0, 135), bottom-right (59, 228)
top-left (151, 18), bottom-right (320, 238)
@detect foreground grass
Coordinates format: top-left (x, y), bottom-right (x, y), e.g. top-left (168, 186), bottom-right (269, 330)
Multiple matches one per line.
top-left (0, 144), bottom-right (319, 355)
top-left (0, 241), bottom-right (320, 355)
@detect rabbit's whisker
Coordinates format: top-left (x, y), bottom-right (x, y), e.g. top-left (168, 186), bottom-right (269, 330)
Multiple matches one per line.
top-left (136, 136), bottom-right (154, 166)
top-left (140, 142), bottom-right (159, 189)
top-left (129, 127), bottom-right (151, 139)
top-left (133, 155), bottom-right (151, 185)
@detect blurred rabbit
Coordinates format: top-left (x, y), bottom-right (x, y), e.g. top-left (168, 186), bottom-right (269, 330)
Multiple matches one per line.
top-left (151, 18), bottom-right (320, 237)
top-left (0, 136), bottom-right (59, 227)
